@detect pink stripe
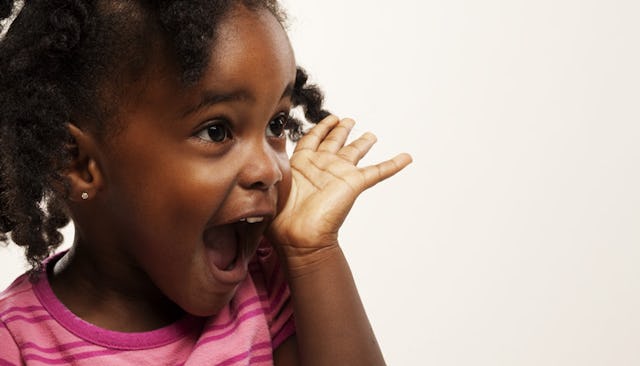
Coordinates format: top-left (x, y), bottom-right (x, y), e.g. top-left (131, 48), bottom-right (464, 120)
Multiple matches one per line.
top-left (272, 318), bottom-right (295, 349)
top-left (216, 341), bottom-right (271, 366)
top-left (236, 295), bottom-right (267, 313)
top-left (0, 359), bottom-right (18, 366)
top-left (249, 354), bottom-right (273, 364)
top-left (195, 308), bottom-right (266, 349)
top-left (4, 314), bottom-right (52, 324)
top-left (23, 349), bottom-right (121, 364)
top-left (0, 305), bottom-right (45, 317)
top-left (20, 340), bottom-right (93, 354)
top-left (1, 284), bottom-right (33, 299)
top-left (207, 295), bottom-right (267, 331)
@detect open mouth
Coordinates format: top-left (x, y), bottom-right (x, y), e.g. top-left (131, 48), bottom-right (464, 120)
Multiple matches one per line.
top-left (202, 216), bottom-right (266, 283)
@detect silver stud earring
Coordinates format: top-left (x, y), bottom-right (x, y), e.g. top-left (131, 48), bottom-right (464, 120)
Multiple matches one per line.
top-left (81, 192), bottom-right (89, 200)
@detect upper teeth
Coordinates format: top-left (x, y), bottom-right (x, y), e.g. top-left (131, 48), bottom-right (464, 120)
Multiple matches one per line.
top-left (240, 217), bottom-right (264, 224)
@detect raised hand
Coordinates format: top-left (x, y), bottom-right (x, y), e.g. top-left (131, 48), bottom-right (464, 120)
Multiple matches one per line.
top-left (267, 115), bottom-right (412, 268)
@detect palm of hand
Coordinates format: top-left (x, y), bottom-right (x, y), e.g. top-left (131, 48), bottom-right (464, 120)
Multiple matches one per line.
top-left (268, 116), bottom-right (412, 259)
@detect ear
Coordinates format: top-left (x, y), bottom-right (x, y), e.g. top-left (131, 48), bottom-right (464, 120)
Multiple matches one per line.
top-left (65, 123), bottom-right (104, 202)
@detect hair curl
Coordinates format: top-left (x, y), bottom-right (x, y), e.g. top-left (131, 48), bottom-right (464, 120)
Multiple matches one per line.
top-left (0, 0), bottom-right (329, 271)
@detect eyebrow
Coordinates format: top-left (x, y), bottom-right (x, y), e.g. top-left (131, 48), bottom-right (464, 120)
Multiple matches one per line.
top-left (183, 82), bottom-right (295, 117)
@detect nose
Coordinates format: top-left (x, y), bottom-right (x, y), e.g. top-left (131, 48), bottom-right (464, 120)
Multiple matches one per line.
top-left (238, 139), bottom-right (283, 190)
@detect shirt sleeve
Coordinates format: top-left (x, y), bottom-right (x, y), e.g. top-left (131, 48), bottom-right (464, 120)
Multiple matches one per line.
top-left (254, 239), bottom-right (295, 349)
top-left (0, 320), bottom-right (21, 366)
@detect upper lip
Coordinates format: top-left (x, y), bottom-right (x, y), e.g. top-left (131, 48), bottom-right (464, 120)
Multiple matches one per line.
top-left (225, 211), bottom-right (275, 225)
top-left (211, 204), bottom-right (277, 228)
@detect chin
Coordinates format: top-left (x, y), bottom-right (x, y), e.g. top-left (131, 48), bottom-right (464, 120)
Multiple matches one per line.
top-left (180, 288), bottom-right (238, 318)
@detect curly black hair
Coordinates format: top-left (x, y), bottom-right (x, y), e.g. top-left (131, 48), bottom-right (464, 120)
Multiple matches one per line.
top-left (0, 0), bottom-right (330, 271)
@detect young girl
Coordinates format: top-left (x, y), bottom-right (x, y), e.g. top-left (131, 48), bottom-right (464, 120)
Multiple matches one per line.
top-left (0, 0), bottom-right (411, 365)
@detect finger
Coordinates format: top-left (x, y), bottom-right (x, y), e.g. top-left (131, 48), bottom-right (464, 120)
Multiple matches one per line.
top-left (317, 118), bottom-right (356, 154)
top-left (338, 132), bottom-right (377, 164)
top-left (294, 115), bottom-right (340, 152)
top-left (360, 153), bottom-right (413, 189)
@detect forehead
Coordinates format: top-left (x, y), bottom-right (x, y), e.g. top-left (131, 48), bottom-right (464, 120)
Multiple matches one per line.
top-left (202, 6), bottom-right (296, 90)
top-left (111, 5), bottom-right (296, 123)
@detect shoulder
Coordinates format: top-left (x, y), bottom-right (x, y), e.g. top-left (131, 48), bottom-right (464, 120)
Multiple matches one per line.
top-left (0, 317), bottom-right (21, 364)
top-left (0, 273), bottom-right (37, 364)
top-left (0, 269), bottom-right (64, 357)
top-left (0, 272), bottom-right (37, 312)
top-left (0, 251), bottom-right (66, 326)
top-left (0, 272), bottom-right (45, 324)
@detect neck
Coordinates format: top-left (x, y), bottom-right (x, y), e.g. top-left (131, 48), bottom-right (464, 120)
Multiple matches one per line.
top-left (50, 241), bottom-right (184, 332)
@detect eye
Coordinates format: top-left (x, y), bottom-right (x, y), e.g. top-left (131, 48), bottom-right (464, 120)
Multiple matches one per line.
top-left (196, 122), bottom-right (232, 143)
top-left (266, 113), bottom-right (290, 138)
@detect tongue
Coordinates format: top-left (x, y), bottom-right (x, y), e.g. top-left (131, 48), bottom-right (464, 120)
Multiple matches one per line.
top-left (204, 225), bottom-right (238, 271)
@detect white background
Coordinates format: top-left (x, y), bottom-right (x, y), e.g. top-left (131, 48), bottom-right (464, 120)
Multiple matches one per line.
top-left (3, 0), bottom-right (640, 365)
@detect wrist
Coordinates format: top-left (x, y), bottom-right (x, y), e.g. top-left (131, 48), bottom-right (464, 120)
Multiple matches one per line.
top-left (279, 244), bottom-right (344, 279)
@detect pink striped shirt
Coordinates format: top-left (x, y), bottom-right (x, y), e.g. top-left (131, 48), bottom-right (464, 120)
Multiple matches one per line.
top-left (0, 242), bottom-right (295, 365)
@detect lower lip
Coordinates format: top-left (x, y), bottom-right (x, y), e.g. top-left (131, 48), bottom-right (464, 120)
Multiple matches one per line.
top-left (204, 246), bottom-right (249, 287)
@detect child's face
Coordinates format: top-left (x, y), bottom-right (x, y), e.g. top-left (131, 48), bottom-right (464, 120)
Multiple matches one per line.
top-left (88, 6), bottom-right (295, 316)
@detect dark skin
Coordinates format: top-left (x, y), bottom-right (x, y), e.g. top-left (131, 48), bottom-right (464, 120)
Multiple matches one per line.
top-left (53, 4), bottom-right (412, 365)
